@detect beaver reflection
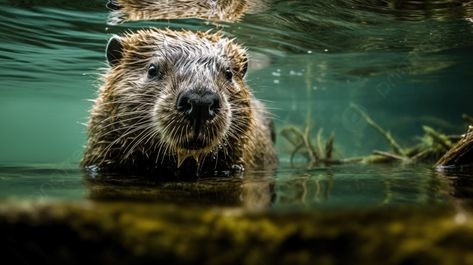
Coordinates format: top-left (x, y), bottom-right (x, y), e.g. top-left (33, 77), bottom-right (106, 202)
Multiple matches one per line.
top-left (106, 0), bottom-right (268, 24)
top-left (84, 171), bottom-right (275, 210)
top-left (84, 171), bottom-right (335, 210)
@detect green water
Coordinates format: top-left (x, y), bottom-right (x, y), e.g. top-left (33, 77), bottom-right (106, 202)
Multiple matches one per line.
top-left (1, 0), bottom-right (473, 210)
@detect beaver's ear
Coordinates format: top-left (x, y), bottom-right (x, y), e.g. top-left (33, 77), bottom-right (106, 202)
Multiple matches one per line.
top-left (106, 35), bottom-right (124, 67)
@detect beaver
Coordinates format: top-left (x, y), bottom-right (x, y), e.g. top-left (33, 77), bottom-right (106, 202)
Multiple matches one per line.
top-left (106, 0), bottom-right (268, 24)
top-left (82, 28), bottom-right (277, 177)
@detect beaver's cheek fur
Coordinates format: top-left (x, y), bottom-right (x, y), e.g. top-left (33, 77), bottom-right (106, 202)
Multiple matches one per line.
top-left (152, 89), bottom-right (231, 154)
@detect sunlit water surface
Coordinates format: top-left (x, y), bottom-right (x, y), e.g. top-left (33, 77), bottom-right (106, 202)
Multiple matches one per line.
top-left (1, 0), bottom-right (473, 212)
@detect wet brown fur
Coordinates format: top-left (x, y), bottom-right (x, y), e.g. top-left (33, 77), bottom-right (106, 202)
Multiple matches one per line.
top-left (82, 28), bottom-right (277, 176)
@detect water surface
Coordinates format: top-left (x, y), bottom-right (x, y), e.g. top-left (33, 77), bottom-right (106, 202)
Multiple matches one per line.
top-left (1, 0), bottom-right (473, 213)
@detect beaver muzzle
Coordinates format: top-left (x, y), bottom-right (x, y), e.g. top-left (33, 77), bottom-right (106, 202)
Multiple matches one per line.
top-left (176, 89), bottom-right (220, 120)
top-left (176, 89), bottom-right (221, 149)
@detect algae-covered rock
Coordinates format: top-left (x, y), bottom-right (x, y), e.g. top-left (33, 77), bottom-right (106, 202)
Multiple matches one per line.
top-left (1, 201), bottom-right (473, 265)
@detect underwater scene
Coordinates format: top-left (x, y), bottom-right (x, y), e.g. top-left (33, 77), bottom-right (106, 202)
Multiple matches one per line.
top-left (1, 0), bottom-right (473, 264)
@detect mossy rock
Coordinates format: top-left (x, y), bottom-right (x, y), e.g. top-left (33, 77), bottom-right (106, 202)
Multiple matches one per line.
top-left (1, 200), bottom-right (473, 265)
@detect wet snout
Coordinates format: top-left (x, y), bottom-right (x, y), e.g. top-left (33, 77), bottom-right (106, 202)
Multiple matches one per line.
top-left (176, 89), bottom-right (220, 122)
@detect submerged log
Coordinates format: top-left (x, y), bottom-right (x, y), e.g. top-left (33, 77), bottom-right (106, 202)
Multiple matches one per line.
top-left (436, 125), bottom-right (473, 168)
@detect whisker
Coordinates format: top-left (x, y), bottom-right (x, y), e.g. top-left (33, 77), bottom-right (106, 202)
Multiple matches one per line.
top-left (97, 121), bottom-right (153, 165)
top-left (97, 117), bottom-right (150, 139)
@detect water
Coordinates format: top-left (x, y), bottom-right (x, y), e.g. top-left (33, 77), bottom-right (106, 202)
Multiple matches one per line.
top-left (1, 0), bottom-right (473, 212)
top-left (0, 163), bottom-right (452, 209)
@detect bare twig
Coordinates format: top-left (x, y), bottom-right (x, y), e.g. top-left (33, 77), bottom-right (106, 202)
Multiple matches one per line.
top-left (281, 126), bottom-right (304, 147)
top-left (350, 103), bottom-right (405, 156)
top-left (304, 126), bottom-right (318, 164)
top-left (290, 143), bottom-right (305, 166)
top-left (281, 126), bottom-right (320, 165)
top-left (373, 150), bottom-right (411, 163)
top-left (316, 128), bottom-right (324, 158)
top-left (281, 127), bottom-right (307, 165)
top-left (325, 132), bottom-right (335, 160)
top-left (410, 149), bottom-right (431, 161)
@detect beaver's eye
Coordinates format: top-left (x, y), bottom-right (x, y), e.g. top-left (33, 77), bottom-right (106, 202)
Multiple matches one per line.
top-left (148, 63), bottom-right (159, 79)
top-left (225, 67), bottom-right (233, 82)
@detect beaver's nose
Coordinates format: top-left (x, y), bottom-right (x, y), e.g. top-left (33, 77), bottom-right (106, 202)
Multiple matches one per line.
top-left (176, 90), bottom-right (220, 121)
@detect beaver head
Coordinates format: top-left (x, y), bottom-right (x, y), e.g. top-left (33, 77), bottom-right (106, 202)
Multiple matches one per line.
top-left (84, 29), bottom-right (253, 171)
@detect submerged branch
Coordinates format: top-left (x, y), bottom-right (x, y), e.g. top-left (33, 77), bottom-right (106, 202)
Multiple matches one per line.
top-left (373, 150), bottom-right (411, 163)
top-left (350, 103), bottom-right (405, 156)
top-left (423, 126), bottom-right (452, 149)
top-left (281, 126), bottom-right (307, 165)
top-left (436, 125), bottom-right (473, 168)
top-left (325, 133), bottom-right (335, 160)
top-left (281, 105), bottom-right (468, 168)
top-left (281, 125), bottom-right (340, 167)
top-left (316, 128), bottom-right (324, 158)
top-left (304, 126), bottom-right (319, 165)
